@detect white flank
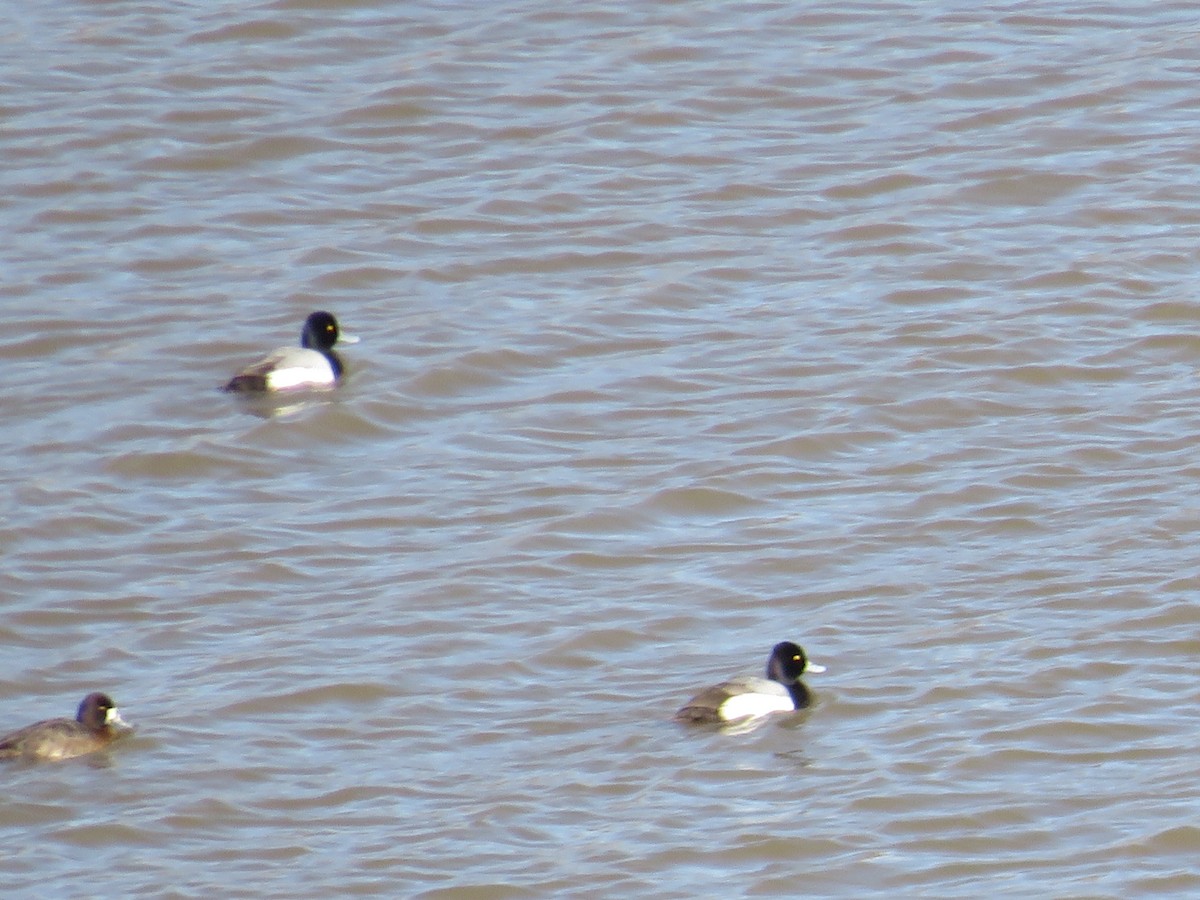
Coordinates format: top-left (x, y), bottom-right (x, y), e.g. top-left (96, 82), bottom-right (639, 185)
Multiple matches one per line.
top-left (718, 691), bottom-right (794, 722)
top-left (266, 363), bottom-right (333, 391)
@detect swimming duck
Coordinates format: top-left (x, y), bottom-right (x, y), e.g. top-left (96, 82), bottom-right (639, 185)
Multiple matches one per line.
top-left (0, 692), bottom-right (133, 762)
top-left (675, 641), bottom-right (825, 725)
top-left (223, 310), bottom-right (357, 392)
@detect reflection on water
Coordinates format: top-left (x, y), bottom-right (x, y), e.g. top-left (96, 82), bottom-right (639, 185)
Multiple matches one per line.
top-left (227, 390), bottom-right (340, 421)
top-left (714, 715), bottom-right (775, 738)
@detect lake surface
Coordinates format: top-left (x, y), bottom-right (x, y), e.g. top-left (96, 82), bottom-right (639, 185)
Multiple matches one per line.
top-left (3, 1), bottom-right (1200, 896)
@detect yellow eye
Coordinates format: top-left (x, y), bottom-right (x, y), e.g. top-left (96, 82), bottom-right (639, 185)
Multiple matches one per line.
top-left (793, 655), bottom-right (801, 662)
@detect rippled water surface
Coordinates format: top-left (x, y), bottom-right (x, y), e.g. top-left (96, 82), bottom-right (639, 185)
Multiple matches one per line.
top-left (4, 1), bottom-right (1200, 896)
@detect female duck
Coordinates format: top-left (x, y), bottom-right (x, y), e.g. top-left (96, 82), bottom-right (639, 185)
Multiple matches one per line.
top-left (224, 311), bottom-right (357, 392)
top-left (0, 692), bottom-right (133, 762)
top-left (675, 641), bottom-right (825, 725)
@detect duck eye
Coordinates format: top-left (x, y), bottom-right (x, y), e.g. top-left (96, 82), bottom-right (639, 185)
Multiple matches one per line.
top-left (793, 655), bottom-right (801, 662)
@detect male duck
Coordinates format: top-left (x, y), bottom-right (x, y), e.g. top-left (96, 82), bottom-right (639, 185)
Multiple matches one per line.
top-left (224, 311), bottom-right (357, 392)
top-left (675, 641), bottom-right (825, 725)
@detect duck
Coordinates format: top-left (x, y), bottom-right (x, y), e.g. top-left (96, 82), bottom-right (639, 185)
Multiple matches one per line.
top-left (223, 311), bottom-right (357, 392)
top-left (675, 641), bottom-right (825, 725)
top-left (0, 692), bottom-right (133, 762)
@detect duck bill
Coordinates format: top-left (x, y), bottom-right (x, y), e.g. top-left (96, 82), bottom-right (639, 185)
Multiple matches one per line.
top-left (805, 662), bottom-right (826, 674)
top-left (337, 332), bottom-right (361, 345)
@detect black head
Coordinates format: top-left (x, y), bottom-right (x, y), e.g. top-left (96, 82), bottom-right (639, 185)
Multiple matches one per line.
top-left (766, 641), bottom-right (810, 684)
top-left (76, 692), bottom-right (116, 729)
top-left (300, 311), bottom-right (341, 351)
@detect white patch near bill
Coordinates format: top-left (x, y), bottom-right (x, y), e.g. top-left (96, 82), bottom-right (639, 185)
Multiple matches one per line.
top-left (106, 707), bottom-right (129, 728)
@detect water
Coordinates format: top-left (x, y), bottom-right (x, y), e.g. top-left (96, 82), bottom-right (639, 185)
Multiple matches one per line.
top-left (3, 1), bottom-right (1200, 896)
